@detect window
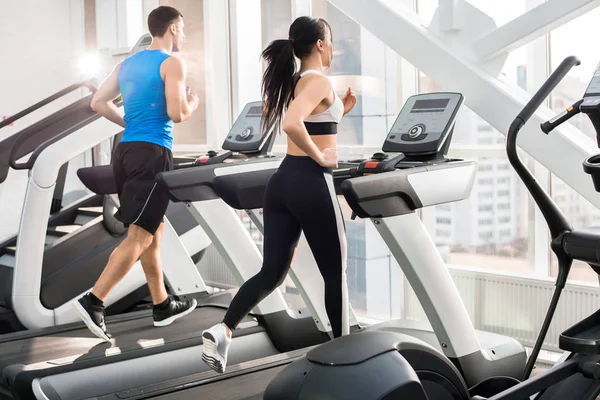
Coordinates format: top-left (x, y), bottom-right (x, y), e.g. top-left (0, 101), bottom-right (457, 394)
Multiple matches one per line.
top-left (498, 177), bottom-right (509, 184)
top-left (498, 203), bottom-right (511, 210)
top-left (498, 164), bottom-right (510, 170)
top-left (479, 192), bottom-right (493, 199)
top-left (479, 205), bottom-right (493, 212)
top-left (498, 190), bottom-right (510, 197)
top-left (549, 8), bottom-right (600, 285)
top-left (499, 216), bottom-right (511, 224)
top-left (310, 0), bottom-right (406, 147)
top-left (436, 217), bottom-right (451, 225)
top-left (479, 231), bottom-right (494, 239)
top-left (478, 164), bottom-right (493, 172)
top-left (436, 230), bottom-right (451, 238)
top-left (478, 178), bottom-right (494, 185)
top-left (500, 229), bottom-right (511, 237)
top-left (479, 219), bottom-right (493, 225)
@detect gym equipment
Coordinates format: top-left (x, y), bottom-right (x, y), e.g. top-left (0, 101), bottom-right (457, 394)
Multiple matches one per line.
top-left (264, 56), bottom-right (600, 399)
top-left (0, 35), bottom-right (210, 335)
top-left (98, 92), bottom-right (530, 399)
top-left (0, 102), bottom-right (349, 400)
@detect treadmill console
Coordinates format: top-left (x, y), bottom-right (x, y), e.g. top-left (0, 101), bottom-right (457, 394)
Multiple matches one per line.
top-left (383, 93), bottom-right (463, 156)
top-left (222, 101), bottom-right (273, 153)
top-left (130, 34), bottom-right (153, 56)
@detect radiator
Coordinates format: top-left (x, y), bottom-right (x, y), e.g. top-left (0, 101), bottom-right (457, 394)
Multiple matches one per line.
top-left (404, 267), bottom-right (600, 352)
top-left (196, 244), bottom-right (238, 289)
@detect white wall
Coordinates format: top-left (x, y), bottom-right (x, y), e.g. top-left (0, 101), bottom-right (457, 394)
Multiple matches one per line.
top-left (0, 0), bottom-right (86, 136)
top-left (0, 0), bottom-right (86, 241)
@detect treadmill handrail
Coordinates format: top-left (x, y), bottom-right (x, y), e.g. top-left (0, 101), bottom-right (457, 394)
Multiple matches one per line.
top-left (0, 79), bottom-right (97, 130)
top-left (9, 98), bottom-right (122, 170)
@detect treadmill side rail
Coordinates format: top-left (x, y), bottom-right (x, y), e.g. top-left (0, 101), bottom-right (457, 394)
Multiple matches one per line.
top-left (372, 212), bottom-right (482, 360)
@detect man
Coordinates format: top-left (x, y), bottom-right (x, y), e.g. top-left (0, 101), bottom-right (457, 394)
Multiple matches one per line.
top-left (73, 6), bottom-right (200, 342)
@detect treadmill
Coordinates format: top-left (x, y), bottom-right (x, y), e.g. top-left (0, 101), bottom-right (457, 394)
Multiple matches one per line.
top-left (0, 34), bottom-right (209, 335)
top-left (0, 102), bottom-right (334, 400)
top-left (95, 92), bottom-right (524, 399)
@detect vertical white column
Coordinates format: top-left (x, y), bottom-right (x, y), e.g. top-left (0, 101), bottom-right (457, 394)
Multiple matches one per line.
top-left (292, 0), bottom-right (311, 18)
top-left (229, 0), bottom-right (263, 119)
top-left (525, 0), bottom-right (551, 277)
top-left (204, 0), bottom-right (233, 148)
top-left (95, 0), bottom-right (118, 50)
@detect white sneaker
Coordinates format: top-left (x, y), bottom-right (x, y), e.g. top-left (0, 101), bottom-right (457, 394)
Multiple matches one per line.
top-left (202, 324), bottom-right (232, 373)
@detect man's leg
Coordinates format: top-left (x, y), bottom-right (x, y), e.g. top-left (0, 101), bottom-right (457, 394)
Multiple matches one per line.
top-left (73, 225), bottom-right (154, 342)
top-left (139, 222), bottom-right (197, 327)
top-left (139, 222), bottom-right (168, 305)
top-left (92, 225), bottom-right (154, 300)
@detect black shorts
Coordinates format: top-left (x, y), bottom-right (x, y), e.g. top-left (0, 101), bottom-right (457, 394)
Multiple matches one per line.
top-left (112, 141), bottom-right (173, 235)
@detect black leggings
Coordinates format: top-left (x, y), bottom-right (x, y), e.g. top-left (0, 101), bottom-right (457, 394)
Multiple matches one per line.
top-left (222, 155), bottom-right (348, 338)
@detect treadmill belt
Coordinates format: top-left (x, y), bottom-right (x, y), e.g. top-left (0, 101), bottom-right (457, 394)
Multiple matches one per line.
top-left (0, 306), bottom-right (254, 371)
top-left (155, 365), bottom-right (286, 400)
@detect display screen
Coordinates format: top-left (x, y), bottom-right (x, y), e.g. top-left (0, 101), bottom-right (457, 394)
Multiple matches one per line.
top-left (247, 106), bottom-right (263, 116)
top-left (585, 61), bottom-right (600, 95)
top-left (410, 98), bottom-right (450, 113)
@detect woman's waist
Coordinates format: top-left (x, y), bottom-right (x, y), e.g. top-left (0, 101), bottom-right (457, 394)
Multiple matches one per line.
top-left (279, 154), bottom-right (333, 174)
top-left (286, 136), bottom-right (336, 155)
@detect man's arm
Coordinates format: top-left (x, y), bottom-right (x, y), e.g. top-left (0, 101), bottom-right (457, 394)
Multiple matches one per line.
top-left (162, 57), bottom-right (199, 123)
top-left (90, 63), bottom-right (126, 128)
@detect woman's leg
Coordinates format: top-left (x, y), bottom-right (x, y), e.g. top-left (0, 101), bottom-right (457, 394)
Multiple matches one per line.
top-left (289, 172), bottom-right (348, 339)
top-left (221, 208), bottom-right (301, 330)
top-left (202, 173), bottom-right (301, 373)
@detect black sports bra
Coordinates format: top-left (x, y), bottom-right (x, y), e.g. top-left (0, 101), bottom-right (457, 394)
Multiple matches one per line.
top-left (290, 70), bottom-right (343, 135)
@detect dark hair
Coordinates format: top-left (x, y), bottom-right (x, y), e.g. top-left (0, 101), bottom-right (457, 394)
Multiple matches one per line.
top-left (261, 16), bottom-right (332, 135)
top-left (148, 6), bottom-right (183, 37)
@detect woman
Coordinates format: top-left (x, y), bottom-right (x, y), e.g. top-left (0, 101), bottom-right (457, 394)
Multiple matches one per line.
top-left (201, 16), bottom-right (357, 374)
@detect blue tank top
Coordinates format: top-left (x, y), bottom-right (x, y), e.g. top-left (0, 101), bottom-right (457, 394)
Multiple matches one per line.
top-left (118, 49), bottom-right (173, 149)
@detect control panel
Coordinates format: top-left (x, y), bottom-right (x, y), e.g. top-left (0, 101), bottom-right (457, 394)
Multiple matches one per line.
top-left (383, 93), bottom-right (463, 156)
top-left (222, 101), bottom-right (273, 153)
top-left (585, 61), bottom-right (600, 97)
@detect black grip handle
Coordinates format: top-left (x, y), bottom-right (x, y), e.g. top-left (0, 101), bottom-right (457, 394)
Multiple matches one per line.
top-left (518, 56), bottom-right (581, 124)
top-left (541, 99), bottom-right (583, 134)
top-left (0, 79), bottom-right (97, 130)
top-left (333, 167), bottom-right (359, 178)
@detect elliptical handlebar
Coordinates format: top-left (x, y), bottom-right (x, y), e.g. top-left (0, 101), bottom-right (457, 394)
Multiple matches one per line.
top-left (507, 57), bottom-right (578, 241)
top-left (517, 56), bottom-right (581, 124)
top-left (541, 99), bottom-right (583, 134)
top-left (508, 56), bottom-right (581, 382)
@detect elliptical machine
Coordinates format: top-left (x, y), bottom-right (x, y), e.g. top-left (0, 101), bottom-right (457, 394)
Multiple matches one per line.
top-left (263, 56), bottom-right (600, 399)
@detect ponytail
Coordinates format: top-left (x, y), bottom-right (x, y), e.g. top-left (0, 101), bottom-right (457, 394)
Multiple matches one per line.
top-left (260, 39), bottom-right (296, 136)
top-left (261, 16), bottom-right (331, 136)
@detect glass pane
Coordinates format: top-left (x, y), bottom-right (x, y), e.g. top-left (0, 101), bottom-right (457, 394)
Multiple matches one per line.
top-left (159, 0), bottom-right (207, 145)
top-left (417, 0), bottom-right (527, 28)
top-left (126, 0), bottom-right (144, 47)
top-left (419, 72), bottom-right (533, 272)
top-left (549, 7), bottom-right (600, 285)
top-left (464, 0), bottom-right (526, 26)
top-left (550, 175), bottom-right (600, 284)
top-left (339, 199), bottom-right (404, 320)
top-left (425, 155), bottom-right (532, 274)
top-left (550, 7), bottom-right (600, 142)
top-left (306, 1), bottom-right (410, 146)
